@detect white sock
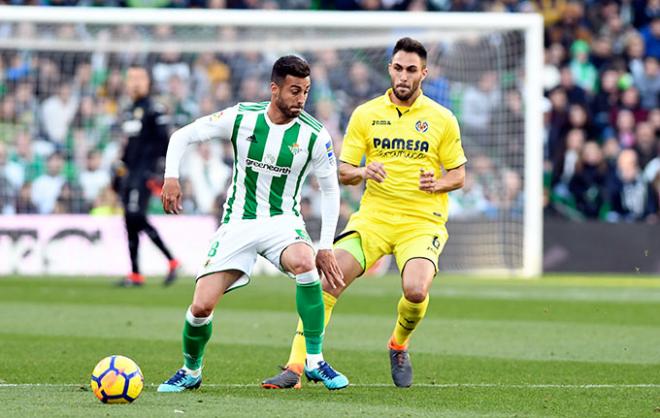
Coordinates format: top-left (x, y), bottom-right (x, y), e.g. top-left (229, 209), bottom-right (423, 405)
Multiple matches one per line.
top-left (306, 353), bottom-right (324, 369)
top-left (182, 365), bottom-right (201, 377)
top-left (186, 306), bottom-right (213, 327)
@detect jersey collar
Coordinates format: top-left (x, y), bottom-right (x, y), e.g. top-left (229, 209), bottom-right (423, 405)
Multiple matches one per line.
top-left (383, 88), bottom-right (426, 111)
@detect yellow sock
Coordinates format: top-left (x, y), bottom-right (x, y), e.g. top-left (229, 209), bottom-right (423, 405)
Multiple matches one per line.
top-left (287, 291), bottom-right (337, 367)
top-left (390, 294), bottom-right (429, 348)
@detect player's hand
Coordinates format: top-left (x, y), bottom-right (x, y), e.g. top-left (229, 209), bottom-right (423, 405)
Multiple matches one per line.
top-left (161, 177), bottom-right (183, 214)
top-left (419, 169), bottom-right (438, 193)
top-left (363, 162), bottom-right (387, 183)
top-left (316, 249), bottom-right (345, 289)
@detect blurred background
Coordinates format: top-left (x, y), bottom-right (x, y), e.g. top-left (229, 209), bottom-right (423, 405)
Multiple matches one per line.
top-left (0, 0), bottom-right (658, 276)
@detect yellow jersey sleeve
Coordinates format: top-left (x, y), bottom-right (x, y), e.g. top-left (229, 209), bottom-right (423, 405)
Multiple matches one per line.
top-left (339, 109), bottom-right (367, 166)
top-left (438, 115), bottom-right (467, 170)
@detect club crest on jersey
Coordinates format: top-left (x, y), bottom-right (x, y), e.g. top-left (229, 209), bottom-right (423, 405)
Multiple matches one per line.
top-left (209, 111), bottom-right (224, 122)
top-left (133, 107), bottom-right (144, 119)
top-left (288, 143), bottom-right (301, 155)
top-left (415, 120), bottom-right (429, 133)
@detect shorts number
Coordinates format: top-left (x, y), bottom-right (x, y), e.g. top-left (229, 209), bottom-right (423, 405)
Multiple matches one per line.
top-left (207, 241), bottom-right (219, 257)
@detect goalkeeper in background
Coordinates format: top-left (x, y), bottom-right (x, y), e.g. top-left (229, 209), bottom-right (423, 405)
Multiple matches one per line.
top-left (114, 66), bottom-right (180, 287)
top-left (262, 37), bottom-right (466, 389)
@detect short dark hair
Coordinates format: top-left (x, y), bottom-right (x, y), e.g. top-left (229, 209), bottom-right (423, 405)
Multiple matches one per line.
top-left (271, 55), bottom-right (311, 85)
top-left (392, 37), bottom-right (427, 63)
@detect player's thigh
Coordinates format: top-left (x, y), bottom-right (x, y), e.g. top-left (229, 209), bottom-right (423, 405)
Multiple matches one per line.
top-left (321, 247), bottom-right (363, 297)
top-left (191, 269), bottom-right (245, 316)
top-left (394, 225), bottom-right (448, 300)
top-left (337, 217), bottom-right (393, 275)
top-left (196, 222), bottom-right (259, 294)
top-left (259, 218), bottom-right (316, 276)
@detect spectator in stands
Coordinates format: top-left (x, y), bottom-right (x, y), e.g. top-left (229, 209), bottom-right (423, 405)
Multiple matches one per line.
top-left (590, 35), bottom-right (615, 71)
top-left (79, 149), bottom-right (111, 207)
top-left (644, 139), bottom-right (660, 185)
top-left (612, 85), bottom-right (648, 123)
top-left (15, 183), bottom-right (36, 214)
top-left (152, 48), bottom-right (191, 94)
top-left (40, 82), bottom-right (79, 145)
top-left (569, 40), bottom-right (598, 94)
top-left (640, 16), bottom-right (660, 59)
top-left (553, 128), bottom-right (585, 189)
top-left (567, 103), bottom-right (598, 140)
top-left (424, 61), bottom-right (451, 108)
top-left (10, 132), bottom-right (45, 184)
top-left (569, 141), bottom-right (608, 219)
top-left (498, 169), bottom-right (524, 219)
top-left (185, 142), bottom-right (230, 214)
top-left (632, 56), bottom-right (660, 109)
top-left (90, 186), bottom-right (122, 216)
top-left (558, 64), bottom-right (588, 105)
top-left (0, 142), bottom-right (24, 192)
top-left (634, 121), bottom-right (658, 169)
top-left (590, 68), bottom-right (621, 134)
top-left (53, 182), bottom-right (87, 214)
top-left (460, 70), bottom-right (500, 144)
top-left (448, 171), bottom-right (493, 220)
top-left (607, 149), bottom-right (658, 222)
top-left (609, 108), bottom-right (637, 148)
top-left (30, 152), bottom-right (65, 214)
top-left (543, 43), bottom-right (565, 91)
top-left (167, 74), bottom-right (198, 128)
top-left (213, 80), bottom-right (235, 110)
top-left (547, 86), bottom-right (570, 162)
top-left (0, 175), bottom-right (15, 215)
top-left (341, 60), bottom-right (385, 110)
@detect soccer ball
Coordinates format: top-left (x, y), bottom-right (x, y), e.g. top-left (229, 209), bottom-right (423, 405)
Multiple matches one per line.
top-left (90, 355), bottom-right (144, 404)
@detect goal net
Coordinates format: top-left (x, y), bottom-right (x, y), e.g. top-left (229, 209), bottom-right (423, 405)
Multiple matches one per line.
top-left (0, 7), bottom-right (543, 277)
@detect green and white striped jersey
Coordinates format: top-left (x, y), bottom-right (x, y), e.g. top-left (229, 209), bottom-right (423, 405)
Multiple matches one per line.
top-left (182, 102), bottom-right (336, 224)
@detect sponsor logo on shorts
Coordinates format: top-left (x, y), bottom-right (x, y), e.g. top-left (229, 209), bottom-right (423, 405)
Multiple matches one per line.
top-left (427, 236), bottom-right (441, 253)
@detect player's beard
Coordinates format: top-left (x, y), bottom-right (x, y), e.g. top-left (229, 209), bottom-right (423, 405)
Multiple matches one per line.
top-left (274, 96), bottom-right (301, 119)
top-left (392, 78), bottom-right (421, 102)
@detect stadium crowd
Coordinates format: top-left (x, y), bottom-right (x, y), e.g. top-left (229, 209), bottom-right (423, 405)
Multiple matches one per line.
top-left (0, 0), bottom-right (658, 230)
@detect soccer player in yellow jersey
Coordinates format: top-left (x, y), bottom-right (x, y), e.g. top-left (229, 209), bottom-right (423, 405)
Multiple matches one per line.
top-left (262, 37), bottom-right (466, 389)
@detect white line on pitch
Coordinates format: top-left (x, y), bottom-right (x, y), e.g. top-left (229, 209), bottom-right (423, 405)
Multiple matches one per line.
top-left (1, 383), bottom-right (659, 389)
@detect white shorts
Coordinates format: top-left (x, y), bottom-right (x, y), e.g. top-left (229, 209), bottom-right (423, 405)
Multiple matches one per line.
top-left (196, 215), bottom-right (313, 292)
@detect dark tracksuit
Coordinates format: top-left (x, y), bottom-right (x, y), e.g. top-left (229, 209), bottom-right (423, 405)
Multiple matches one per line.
top-left (119, 96), bottom-right (174, 275)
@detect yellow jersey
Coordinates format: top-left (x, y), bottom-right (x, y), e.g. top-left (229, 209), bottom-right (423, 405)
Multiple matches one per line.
top-left (340, 89), bottom-right (466, 225)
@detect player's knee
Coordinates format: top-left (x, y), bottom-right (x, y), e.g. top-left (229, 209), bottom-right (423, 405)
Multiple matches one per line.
top-left (288, 257), bottom-right (316, 275)
top-left (402, 287), bottom-right (428, 304)
top-left (190, 302), bottom-right (214, 318)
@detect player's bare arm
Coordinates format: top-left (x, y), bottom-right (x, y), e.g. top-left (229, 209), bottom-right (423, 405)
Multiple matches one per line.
top-left (338, 161), bottom-right (387, 185)
top-left (419, 164), bottom-right (465, 193)
top-left (161, 177), bottom-right (182, 214)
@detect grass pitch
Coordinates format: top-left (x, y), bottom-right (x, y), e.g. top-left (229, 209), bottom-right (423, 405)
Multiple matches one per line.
top-left (1, 273), bottom-right (659, 417)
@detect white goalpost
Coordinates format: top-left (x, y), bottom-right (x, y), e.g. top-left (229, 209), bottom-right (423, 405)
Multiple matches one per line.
top-left (0, 6), bottom-right (543, 277)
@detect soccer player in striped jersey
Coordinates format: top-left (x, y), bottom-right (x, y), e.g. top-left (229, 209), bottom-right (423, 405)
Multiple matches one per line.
top-left (262, 37), bottom-right (466, 389)
top-left (157, 56), bottom-right (348, 392)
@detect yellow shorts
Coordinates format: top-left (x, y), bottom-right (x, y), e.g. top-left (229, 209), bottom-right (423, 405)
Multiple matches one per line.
top-left (335, 210), bottom-right (449, 275)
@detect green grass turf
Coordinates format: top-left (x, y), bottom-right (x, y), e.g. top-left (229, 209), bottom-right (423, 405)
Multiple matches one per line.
top-left (1, 274), bottom-right (659, 417)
